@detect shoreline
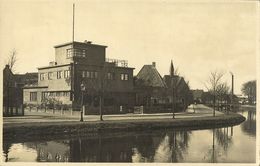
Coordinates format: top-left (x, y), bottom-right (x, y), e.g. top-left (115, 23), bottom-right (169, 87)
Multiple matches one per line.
top-left (4, 112), bottom-right (245, 143)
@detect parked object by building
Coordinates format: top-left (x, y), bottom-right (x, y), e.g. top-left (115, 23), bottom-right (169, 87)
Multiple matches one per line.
top-left (3, 65), bottom-right (38, 116)
top-left (23, 40), bottom-right (135, 114)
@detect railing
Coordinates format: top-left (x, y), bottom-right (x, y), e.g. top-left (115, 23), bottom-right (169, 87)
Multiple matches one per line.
top-left (106, 58), bottom-right (128, 67)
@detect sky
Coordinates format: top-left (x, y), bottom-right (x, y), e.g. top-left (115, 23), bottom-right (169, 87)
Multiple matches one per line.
top-left (0, 0), bottom-right (258, 94)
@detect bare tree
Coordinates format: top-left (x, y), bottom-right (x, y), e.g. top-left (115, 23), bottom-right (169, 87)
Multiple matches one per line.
top-left (7, 49), bottom-right (18, 72)
top-left (80, 62), bottom-right (114, 121)
top-left (216, 82), bottom-right (230, 111)
top-left (204, 70), bottom-right (224, 116)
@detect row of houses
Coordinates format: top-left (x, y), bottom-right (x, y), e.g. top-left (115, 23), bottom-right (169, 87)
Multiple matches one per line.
top-left (3, 40), bottom-right (193, 116)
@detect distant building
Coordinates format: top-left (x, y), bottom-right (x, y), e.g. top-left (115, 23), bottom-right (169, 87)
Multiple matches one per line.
top-left (23, 40), bottom-right (135, 114)
top-left (135, 61), bottom-right (192, 113)
top-left (191, 89), bottom-right (204, 104)
top-left (3, 65), bottom-right (38, 116)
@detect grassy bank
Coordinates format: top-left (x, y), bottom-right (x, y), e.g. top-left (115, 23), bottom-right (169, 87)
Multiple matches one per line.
top-left (3, 112), bottom-right (245, 143)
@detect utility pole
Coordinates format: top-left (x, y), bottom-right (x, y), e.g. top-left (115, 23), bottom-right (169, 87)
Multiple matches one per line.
top-left (170, 60), bottom-right (175, 119)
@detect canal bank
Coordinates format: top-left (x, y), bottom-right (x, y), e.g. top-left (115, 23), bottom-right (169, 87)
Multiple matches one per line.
top-left (4, 111), bottom-right (245, 143)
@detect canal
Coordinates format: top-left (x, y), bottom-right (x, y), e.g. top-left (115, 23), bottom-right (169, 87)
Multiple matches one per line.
top-left (2, 106), bottom-right (256, 163)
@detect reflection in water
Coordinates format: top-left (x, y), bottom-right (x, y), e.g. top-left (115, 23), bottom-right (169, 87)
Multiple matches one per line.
top-left (240, 110), bottom-right (256, 136)
top-left (3, 107), bottom-right (256, 163)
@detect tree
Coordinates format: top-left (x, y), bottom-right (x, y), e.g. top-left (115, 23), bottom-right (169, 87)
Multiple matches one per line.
top-left (204, 70), bottom-right (224, 116)
top-left (7, 49), bottom-right (17, 72)
top-left (241, 80), bottom-right (256, 105)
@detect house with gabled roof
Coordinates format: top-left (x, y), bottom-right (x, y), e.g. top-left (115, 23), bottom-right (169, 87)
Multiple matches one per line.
top-left (135, 61), bottom-right (192, 113)
top-left (135, 62), bottom-right (168, 108)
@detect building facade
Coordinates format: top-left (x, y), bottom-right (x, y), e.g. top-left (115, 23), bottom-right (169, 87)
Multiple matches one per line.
top-left (23, 40), bottom-right (135, 114)
top-left (3, 65), bottom-right (38, 116)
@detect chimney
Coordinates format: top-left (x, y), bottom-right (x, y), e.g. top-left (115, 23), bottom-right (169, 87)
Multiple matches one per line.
top-left (84, 40), bottom-right (92, 44)
top-left (152, 62), bottom-right (156, 68)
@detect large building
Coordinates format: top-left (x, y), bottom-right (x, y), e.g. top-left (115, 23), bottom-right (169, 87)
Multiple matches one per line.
top-left (23, 40), bottom-right (135, 114)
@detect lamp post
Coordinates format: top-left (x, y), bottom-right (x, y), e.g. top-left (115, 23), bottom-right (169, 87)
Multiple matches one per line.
top-left (80, 83), bottom-right (86, 122)
top-left (229, 72), bottom-right (234, 114)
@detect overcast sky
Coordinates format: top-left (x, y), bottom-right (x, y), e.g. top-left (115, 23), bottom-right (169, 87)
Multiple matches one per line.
top-left (0, 0), bottom-right (258, 94)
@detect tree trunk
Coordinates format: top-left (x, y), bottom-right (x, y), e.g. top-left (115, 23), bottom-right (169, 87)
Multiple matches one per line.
top-left (99, 95), bottom-right (103, 121)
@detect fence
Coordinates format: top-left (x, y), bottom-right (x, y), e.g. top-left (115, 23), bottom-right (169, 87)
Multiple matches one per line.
top-left (3, 105), bottom-right (24, 117)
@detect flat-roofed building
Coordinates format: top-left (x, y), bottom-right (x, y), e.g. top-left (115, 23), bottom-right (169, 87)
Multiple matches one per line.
top-left (23, 40), bottom-right (135, 114)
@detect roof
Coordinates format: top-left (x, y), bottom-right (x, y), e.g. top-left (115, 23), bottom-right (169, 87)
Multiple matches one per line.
top-left (38, 63), bottom-right (71, 70)
top-left (136, 65), bottom-right (166, 88)
top-left (54, 41), bottom-right (107, 48)
top-left (191, 89), bottom-right (204, 98)
top-left (163, 75), bottom-right (183, 88)
top-left (23, 85), bottom-right (48, 89)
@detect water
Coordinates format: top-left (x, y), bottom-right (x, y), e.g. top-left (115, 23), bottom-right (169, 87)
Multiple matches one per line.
top-left (3, 106), bottom-right (256, 163)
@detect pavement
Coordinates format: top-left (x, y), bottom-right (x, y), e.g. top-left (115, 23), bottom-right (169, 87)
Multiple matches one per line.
top-left (3, 104), bottom-right (224, 124)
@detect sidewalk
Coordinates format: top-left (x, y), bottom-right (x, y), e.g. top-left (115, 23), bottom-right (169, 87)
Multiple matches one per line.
top-left (3, 104), bottom-right (224, 124)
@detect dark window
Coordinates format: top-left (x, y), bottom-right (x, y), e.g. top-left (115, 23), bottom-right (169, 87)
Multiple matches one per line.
top-left (57, 71), bottom-right (63, 79)
top-left (30, 92), bottom-right (37, 101)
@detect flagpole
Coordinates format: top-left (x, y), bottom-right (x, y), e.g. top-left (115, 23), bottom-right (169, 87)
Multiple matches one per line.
top-left (72, 3), bottom-right (75, 42)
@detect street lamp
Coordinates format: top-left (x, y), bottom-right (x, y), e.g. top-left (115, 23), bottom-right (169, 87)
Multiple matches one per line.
top-left (80, 83), bottom-right (86, 122)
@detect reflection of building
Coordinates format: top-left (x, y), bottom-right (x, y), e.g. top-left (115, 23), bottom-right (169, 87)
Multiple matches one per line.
top-left (25, 141), bottom-right (71, 162)
top-left (69, 137), bottom-right (133, 162)
top-left (23, 40), bottom-right (135, 114)
top-left (135, 62), bottom-right (193, 113)
top-left (3, 65), bottom-right (38, 116)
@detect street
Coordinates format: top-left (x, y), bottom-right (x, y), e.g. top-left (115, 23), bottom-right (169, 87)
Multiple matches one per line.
top-left (3, 104), bottom-right (224, 124)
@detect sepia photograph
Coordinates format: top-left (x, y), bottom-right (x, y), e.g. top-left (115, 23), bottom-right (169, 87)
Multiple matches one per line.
top-left (0, 0), bottom-right (258, 164)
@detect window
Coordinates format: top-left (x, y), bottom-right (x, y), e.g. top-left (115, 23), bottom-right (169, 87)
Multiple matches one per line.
top-left (66, 48), bottom-right (87, 58)
top-left (94, 71), bottom-right (98, 78)
top-left (82, 71), bottom-right (86, 78)
top-left (49, 92), bottom-right (55, 96)
top-left (64, 91), bottom-right (70, 97)
top-left (48, 72), bottom-right (53, 80)
top-left (86, 71), bottom-right (90, 78)
top-left (64, 70), bottom-right (71, 78)
top-left (40, 73), bottom-right (45, 80)
top-left (57, 71), bottom-right (63, 79)
top-left (121, 74), bottom-right (129, 81)
top-left (41, 92), bottom-right (48, 101)
top-left (107, 72), bottom-right (114, 80)
top-left (30, 92), bottom-right (37, 101)
top-left (83, 71), bottom-right (98, 79)
top-left (56, 92), bottom-right (61, 97)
